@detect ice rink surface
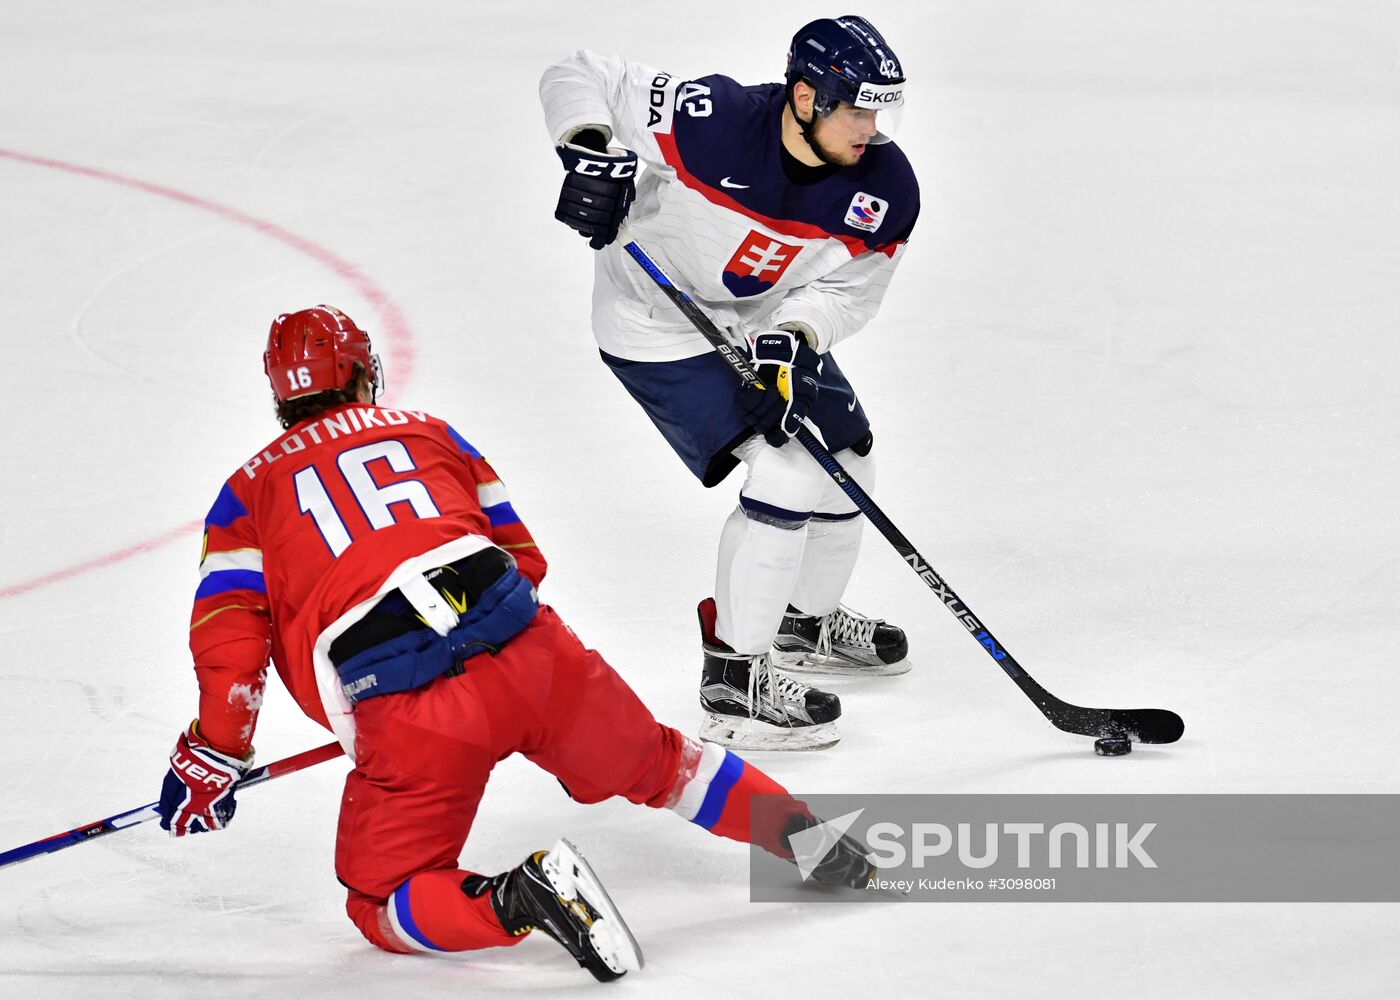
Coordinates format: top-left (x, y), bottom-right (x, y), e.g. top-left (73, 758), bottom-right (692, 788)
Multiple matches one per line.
top-left (2, 1), bottom-right (1397, 996)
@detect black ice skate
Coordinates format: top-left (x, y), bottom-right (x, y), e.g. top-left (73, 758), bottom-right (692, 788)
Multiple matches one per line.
top-left (471, 838), bottom-right (644, 982)
top-left (772, 603), bottom-right (910, 676)
top-left (782, 811), bottom-right (879, 890)
top-left (697, 598), bottom-right (841, 751)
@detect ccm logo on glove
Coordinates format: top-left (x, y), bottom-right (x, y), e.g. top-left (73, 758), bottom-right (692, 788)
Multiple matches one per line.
top-left (569, 158), bottom-right (637, 179)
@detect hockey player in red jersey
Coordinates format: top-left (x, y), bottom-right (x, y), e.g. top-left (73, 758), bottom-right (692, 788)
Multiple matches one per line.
top-left (156, 305), bottom-right (871, 981)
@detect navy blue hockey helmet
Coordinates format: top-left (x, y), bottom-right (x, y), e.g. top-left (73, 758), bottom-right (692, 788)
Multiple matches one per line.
top-left (785, 15), bottom-right (905, 143)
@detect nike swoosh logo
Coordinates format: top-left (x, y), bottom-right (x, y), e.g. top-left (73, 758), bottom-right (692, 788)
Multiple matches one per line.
top-left (720, 177), bottom-right (749, 189)
top-left (848, 399), bottom-right (857, 411)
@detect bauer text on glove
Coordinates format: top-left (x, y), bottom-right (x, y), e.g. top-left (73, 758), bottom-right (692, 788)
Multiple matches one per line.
top-left (159, 721), bottom-right (252, 836)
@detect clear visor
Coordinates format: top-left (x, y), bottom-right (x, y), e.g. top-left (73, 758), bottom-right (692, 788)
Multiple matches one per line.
top-left (816, 81), bottom-right (906, 144)
top-left (370, 354), bottom-right (385, 399)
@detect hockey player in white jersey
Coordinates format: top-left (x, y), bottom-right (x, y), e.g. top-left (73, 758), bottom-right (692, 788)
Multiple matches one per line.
top-left (540, 16), bottom-right (920, 751)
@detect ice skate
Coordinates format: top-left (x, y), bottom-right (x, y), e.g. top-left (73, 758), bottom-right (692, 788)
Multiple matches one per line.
top-left (772, 603), bottom-right (910, 676)
top-left (697, 598), bottom-right (841, 751)
top-left (485, 839), bottom-right (643, 982)
top-left (782, 811), bottom-right (879, 889)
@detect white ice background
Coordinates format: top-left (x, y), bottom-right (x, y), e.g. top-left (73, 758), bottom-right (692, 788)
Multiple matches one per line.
top-left (2, 2), bottom-right (1398, 997)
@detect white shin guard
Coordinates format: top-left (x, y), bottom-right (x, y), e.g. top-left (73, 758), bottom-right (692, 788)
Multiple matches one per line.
top-left (715, 506), bottom-right (807, 655)
top-left (789, 443), bottom-right (874, 616)
top-left (788, 514), bottom-right (864, 617)
top-left (716, 436), bottom-right (874, 655)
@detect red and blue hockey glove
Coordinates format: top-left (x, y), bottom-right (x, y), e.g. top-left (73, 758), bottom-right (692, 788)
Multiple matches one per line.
top-left (554, 128), bottom-right (637, 250)
top-left (159, 722), bottom-right (252, 836)
top-left (736, 331), bottom-right (823, 448)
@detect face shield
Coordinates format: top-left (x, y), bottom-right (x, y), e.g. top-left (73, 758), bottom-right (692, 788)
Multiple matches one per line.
top-left (815, 79), bottom-right (906, 145)
top-left (369, 353), bottom-right (385, 400)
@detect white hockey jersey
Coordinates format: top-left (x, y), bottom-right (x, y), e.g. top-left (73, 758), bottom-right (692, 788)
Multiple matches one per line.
top-left (540, 51), bottom-right (920, 363)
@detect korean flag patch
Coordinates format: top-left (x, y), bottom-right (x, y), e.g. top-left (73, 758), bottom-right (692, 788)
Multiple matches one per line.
top-left (844, 192), bottom-right (887, 233)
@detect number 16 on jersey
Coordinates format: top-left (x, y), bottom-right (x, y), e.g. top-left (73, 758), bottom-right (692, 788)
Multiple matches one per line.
top-left (293, 440), bottom-right (440, 557)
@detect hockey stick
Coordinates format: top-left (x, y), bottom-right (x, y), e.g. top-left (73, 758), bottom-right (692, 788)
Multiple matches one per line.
top-left (617, 226), bottom-right (1184, 745)
top-left (0, 740), bottom-right (344, 871)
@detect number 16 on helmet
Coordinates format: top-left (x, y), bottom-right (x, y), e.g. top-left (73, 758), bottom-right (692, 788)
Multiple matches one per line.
top-left (263, 305), bottom-right (383, 402)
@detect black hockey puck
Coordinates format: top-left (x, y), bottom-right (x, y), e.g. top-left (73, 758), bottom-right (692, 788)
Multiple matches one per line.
top-left (1094, 737), bottom-right (1132, 756)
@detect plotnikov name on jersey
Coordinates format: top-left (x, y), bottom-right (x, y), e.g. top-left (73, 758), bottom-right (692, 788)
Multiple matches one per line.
top-left (242, 407), bottom-right (432, 479)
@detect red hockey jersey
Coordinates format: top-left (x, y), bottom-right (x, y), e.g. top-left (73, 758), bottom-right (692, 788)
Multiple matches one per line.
top-left (190, 403), bottom-right (546, 756)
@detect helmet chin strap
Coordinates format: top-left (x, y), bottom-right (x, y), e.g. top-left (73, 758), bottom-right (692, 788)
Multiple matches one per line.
top-left (786, 84), bottom-right (842, 167)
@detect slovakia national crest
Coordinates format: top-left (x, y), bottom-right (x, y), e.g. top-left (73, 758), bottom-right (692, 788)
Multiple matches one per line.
top-left (722, 230), bottom-right (803, 298)
top-left (844, 192), bottom-right (887, 233)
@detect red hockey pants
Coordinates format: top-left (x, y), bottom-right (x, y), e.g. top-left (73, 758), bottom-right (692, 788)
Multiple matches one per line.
top-left (334, 605), bottom-right (790, 952)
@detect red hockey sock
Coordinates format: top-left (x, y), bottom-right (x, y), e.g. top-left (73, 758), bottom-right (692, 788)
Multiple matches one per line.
top-left (667, 739), bottom-right (806, 857)
top-left (346, 869), bottom-right (525, 954)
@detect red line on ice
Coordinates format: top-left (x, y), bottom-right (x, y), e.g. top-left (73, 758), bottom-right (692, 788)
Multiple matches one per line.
top-left (0, 147), bottom-right (414, 386)
top-left (0, 520), bottom-right (204, 600)
top-left (0, 147), bottom-right (417, 600)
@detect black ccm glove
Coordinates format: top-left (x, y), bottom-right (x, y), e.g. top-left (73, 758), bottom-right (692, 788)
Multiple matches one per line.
top-left (553, 128), bottom-right (637, 250)
top-left (737, 331), bottom-right (822, 448)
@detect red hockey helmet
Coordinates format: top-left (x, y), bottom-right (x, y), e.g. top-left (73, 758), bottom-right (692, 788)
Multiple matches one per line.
top-left (263, 305), bottom-right (382, 402)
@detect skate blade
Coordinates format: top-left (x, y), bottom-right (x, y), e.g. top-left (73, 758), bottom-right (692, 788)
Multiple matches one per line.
top-left (771, 648), bottom-right (912, 677)
top-left (699, 714), bottom-right (840, 751)
top-left (542, 838), bottom-right (644, 976)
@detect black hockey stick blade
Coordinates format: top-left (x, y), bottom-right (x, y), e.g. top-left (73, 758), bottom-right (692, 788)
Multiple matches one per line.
top-left (1002, 651), bottom-right (1184, 743)
top-left (1041, 699), bottom-right (1186, 744)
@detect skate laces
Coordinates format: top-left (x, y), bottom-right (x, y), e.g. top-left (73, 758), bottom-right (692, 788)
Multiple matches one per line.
top-left (747, 653), bottom-right (809, 718)
top-left (815, 605), bottom-right (880, 657)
